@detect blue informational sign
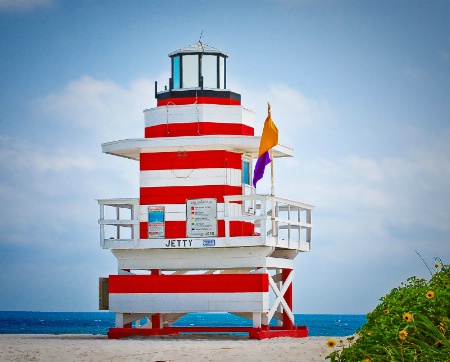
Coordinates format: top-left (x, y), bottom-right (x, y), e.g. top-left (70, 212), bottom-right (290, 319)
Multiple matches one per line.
top-left (148, 206), bottom-right (165, 239)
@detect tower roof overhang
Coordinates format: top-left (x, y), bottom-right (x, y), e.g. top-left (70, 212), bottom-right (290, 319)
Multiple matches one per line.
top-left (168, 42), bottom-right (228, 57)
top-left (102, 136), bottom-right (293, 161)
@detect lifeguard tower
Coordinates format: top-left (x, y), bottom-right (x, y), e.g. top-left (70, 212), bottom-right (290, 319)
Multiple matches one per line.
top-left (97, 42), bottom-right (314, 339)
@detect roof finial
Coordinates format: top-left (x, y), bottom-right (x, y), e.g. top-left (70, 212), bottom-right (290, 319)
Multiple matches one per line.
top-left (198, 30), bottom-right (204, 53)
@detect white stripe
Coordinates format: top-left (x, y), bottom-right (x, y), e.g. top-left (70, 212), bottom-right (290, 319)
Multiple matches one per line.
top-left (139, 203), bottom-right (242, 222)
top-left (144, 104), bottom-right (254, 128)
top-left (140, 168), bottom-right (241, 187)
top-left (109, 292), bottom-right (269, 313)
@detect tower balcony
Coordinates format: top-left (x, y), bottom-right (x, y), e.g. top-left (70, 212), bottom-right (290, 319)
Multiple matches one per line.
top-left (97, 195), bottom-right (313, 252)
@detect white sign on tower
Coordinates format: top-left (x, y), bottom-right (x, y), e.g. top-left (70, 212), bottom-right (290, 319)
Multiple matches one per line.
top-left (186, 198), bottom-right (217, 237)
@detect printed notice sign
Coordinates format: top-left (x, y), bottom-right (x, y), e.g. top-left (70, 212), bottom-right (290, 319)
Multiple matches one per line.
top-left (186, 198), bottom-right (217, 238)
top-left (148, 206), bottom-right (165, 239)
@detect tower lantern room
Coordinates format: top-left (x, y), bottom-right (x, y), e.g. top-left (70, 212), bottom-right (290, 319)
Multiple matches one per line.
top-left (155, 42), bottom-right (240, 108)
top-left (98, 42), bottom-right (314, 340)
top-left (169, 42), bottom-right (227, 90)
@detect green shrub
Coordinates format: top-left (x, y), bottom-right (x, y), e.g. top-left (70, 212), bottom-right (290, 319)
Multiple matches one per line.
top-left (326, 258), bottom-right (450, 362)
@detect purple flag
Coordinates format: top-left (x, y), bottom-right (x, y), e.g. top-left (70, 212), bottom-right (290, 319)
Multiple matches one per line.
top-left (252, 151), bottom-right (271, 188)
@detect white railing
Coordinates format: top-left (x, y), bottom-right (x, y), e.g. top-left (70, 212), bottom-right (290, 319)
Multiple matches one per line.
top-left (97, 198), bottom-right (140, 247)
top-left (97, 196), bottom-right (313, 251)
top-left (224, 195), bottom-right (313, 251)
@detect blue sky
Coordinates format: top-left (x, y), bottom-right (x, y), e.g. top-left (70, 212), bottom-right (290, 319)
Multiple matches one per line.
top-left (1, 0), bottom-right (449, 314)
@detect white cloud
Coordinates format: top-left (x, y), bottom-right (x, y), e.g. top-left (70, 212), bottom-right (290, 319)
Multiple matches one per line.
top-left (347, 156), bottom-right (384, 183)
top-left (0, 0), bottom-right (53, 12)
top-left (228, 77), bottom-right (335, 145)
top-left (294, 144), bottom-right (450, 230)
top-left (36, 74), bottom-right (168, 142)
top-left (0, 135), bottom-right (95, 173)
top-left (0, 133), bottom-right (137, 247)
top-left (33, 74), bottom-right (172, 196)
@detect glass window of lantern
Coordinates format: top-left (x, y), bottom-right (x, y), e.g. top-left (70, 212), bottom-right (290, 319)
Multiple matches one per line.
top-left (172, 56), bottom-right (181, 89)
top-left (182, 55), bottom-right (199, 88)
top-left (219, 56), bottom-right (225, 89)
top-left (202, 55), bottom-right (218, 88)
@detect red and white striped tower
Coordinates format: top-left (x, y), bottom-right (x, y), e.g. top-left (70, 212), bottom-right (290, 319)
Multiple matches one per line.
top-left (98, 42), bottom-right (314, 339)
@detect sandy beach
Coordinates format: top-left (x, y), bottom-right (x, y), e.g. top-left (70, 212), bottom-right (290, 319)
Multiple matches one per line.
top-left (0, 334), bottom-right (337, 361)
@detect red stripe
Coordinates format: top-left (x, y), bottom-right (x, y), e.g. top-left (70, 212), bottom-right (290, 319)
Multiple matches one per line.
top-left (140, 221), bottom-right (186, 239)
top-left (144, 122), bottom-right (254, 138)
top-left (157, 96), bottom-right (241, 107)
top-left (109, 274), bottom-right (268, 293)
top-left (140, 220), bottom-right (255, 239)
top-left (140, 150), bottom-right (242, 171)
top-left (108, 327), bottom-right (308, 339)
top-left (140, 185), bottom-right (242, 205)
top-left (283, 269), bottom-right (294, 329)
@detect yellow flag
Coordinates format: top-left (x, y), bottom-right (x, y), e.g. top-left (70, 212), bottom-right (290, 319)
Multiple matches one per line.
top-left (258, 104), bottom-right (278, 157)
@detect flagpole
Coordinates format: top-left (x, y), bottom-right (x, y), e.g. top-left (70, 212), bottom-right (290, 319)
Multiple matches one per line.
top-left (268, 102), bottom-right (275, 197)
top-left (268, 103), bottom-right (276, 238)
top-left (270, 148), bottom-right (274, 196)
top-left (270, 147), bottom-right (276, 237)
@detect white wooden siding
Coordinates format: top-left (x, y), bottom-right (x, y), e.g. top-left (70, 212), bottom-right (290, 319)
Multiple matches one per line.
top-left (144, 104), bottom-right (254, 128)
top-left (109, 292), bottom-right (269, 313)
top-left (140, 168), bottom-right (241, 188)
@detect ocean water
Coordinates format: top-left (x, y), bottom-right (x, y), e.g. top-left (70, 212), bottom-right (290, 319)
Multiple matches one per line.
top-left (0, 312), bottom-right (366, 336)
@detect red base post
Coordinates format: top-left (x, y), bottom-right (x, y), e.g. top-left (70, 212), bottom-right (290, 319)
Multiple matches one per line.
top-left (282, 268), bottom-right (294, 330)
top-left (107, 326), bottom-right (308, 340)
